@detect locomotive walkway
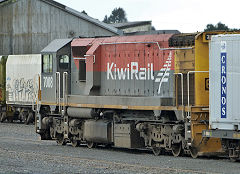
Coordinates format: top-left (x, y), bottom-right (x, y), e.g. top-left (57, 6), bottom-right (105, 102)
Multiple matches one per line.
top-left (0, 123), bottom-right (238, 174)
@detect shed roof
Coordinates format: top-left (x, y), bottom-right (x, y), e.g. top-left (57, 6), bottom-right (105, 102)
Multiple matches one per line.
top-left (0, 0), bottom-right (122, 35)
top-left (124, 30), bottom-right (181, 36)
top-left (41, 39), bottom-right (72, 53)
top-left (109, 21), bottom-right (152, 29)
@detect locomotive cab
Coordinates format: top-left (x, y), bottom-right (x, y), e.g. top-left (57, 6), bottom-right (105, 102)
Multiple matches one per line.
top-left (40, 39), bottom-right (72, 107)
top-left (36, 39), bottom-right (72, 137)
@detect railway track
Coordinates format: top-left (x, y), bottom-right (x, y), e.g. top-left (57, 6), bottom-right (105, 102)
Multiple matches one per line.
top-left (0, 123), bottom-right (239, 174)
top-left (0, 143), bottom-right (218, 174)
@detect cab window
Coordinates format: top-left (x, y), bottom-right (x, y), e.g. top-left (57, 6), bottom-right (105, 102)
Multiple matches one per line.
top-left (42, 54), bottom-right (53, 73)
top-left (72, 46), bottom-right (87, 82)
top-left (79, 60), bottom-right (86, 81)
top-left (59, 55), bottom-right (69, 69)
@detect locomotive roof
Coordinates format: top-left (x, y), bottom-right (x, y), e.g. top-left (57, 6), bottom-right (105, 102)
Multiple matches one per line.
top-left (71, 34), bottom-right (174, 47)
top-left (41, 39), bottom-right (72, 53)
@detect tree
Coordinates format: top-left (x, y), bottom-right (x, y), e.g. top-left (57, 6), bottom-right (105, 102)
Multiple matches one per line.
top-left (204, 22), bottom-right (229, 31)
top-left (103, 15), bottom-right (109, 23)
top-left (103, 7), bottom-right (127, 24)
top-left (151, 26), bottom-right (156, 31)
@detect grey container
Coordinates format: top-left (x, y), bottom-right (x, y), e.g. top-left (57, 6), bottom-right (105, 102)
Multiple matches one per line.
top-left (210, 34), bottom-right (240, 130)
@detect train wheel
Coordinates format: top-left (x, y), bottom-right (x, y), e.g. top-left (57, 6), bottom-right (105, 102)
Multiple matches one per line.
top-left (104, 144), bottom-right (112, 148)
top-left (7, 117), bottom-right (13, 123)
top-left (26, 112), bottom-right (34, 125)
top-left (24, 114), bottom-right (29, 125)
top-left (190, 147), bottom-right (198, 158)
top-left (19, 111), bottom-right (25, 123)
top-left (171, 143), bottom-right (182, 157)
top-left (152, 146), bottom-right (162, 156)
top-left (71, 140), bottom-right (80, 147)
top-left (0, 113), bottom-right (6, 122)
top-left (230, 157), bottom-right (238, 162)
top-left (87, 141), bottom-right (96, 149)
top-left (151, 141), bottom-right (162, 156)
top-left (56, 137), bottom-right (66, 146)
top-left (229, 149), bottom-right (238, 162)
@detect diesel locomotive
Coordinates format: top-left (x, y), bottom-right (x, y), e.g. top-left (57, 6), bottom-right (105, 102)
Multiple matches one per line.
top-left (35, 32), bottom-right (230, 158)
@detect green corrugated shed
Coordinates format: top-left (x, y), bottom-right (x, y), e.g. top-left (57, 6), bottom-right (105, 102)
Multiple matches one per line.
top-left (0, 0), bottom-right (121, 55)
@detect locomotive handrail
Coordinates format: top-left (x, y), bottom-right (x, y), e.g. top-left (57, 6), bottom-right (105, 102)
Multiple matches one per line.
top-left (55, 72), bottom-right (61, 113)
top-left (187, 71), bottom-right (209, 119)
top-left (58, 72), bottom-right (61, 113)
top-left (100, 41), bottom-right (161, 50)
top-left (84, 55), bottom-right (95, 64)
top-left (73, 57), bottom-right (86, 60)
top-left (174, 73), bottom-right (184, 118)
top-left (55, 72), bottom-right (58, 103)
top-left (35, 74), bottom-right (41, 132)
top-left (63, 72), bottom-right (68, 115)
top-left (73, 55), bottom-right (95, 64)
top-left (100, 41), bottom-right (193, 51)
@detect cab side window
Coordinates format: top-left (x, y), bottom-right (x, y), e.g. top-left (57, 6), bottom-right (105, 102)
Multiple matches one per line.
top-left (79, 60), bottom-right (86, 81)
top-left (42, 54), bottom-right (53, 73)
top-left (72, 46), bottom-right (87, 82)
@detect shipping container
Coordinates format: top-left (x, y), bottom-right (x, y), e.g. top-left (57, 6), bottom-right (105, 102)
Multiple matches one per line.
top-left (209, 34), bottom-right (240, 130)
top-left (6, 54), bottom-right (41, 105)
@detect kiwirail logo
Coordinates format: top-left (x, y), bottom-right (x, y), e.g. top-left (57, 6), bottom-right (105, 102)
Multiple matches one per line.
top-left (107, 62), bottom-right (154, 80)
top-left (107, 51), bottom-right (173, 94)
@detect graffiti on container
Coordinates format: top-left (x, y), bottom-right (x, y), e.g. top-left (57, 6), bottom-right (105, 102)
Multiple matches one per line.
top-left (6, 77), bottom-right (38, 102)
